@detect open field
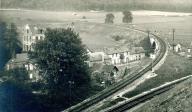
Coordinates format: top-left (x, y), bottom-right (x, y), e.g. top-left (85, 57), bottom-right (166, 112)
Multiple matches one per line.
top-left (43, 22), bottom-right (145, 50)
top-left (133, 77), bottom-right (192, 112)
top-left (1, 10), bottom-right (151, 50)
top-left (1, 10), bottom-right (191, 44)
top-left (123, 51), bottom-right (192, 98)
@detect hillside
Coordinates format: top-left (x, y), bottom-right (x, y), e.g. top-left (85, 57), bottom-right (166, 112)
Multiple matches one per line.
top-left (133, 77), bottom-right (192, 112)
top-left (1, 0), bottom-right (192, 12)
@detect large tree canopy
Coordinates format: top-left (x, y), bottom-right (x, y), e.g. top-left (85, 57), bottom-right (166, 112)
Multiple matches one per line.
top-left (30, 28), bottom-right (91, 108)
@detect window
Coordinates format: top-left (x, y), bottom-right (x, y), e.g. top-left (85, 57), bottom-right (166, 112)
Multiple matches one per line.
top-left (29, 46), bottom-right (31, 51)
top-left (27, 36), bottom-right (28, 42)
top-left (40, 29), bottom-right (43, 34)
top-left (26, 45), bottom-right (29, 51)
top-left (36, 36), bottom-right (38, 41)
top-left (29, 73), bottom-right (33, 79)
top-left (29, 36), bottom-right (32, 41)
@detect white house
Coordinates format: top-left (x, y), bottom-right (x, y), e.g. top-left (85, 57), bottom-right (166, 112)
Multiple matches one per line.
top-left (23, 24), bottom-right (45, 52)
top-left (174, 44), bottom-right (182, 52)
top-left (87, 46), bottom-right (145, 66)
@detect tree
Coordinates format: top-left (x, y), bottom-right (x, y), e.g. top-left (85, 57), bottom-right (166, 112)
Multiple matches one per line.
top-left (140, 36), bottom-right (154, 56)
top-left (0, 67), bottom-right (29, 83)
top-left (105, 13), bottom-right (115, 24)
top-left (0, 21), bottom-right (10, 70)
top-left (0, 67), bottom-right (42, 112)
top-left (4, 23), bottom-right (22, 58)
top-left (29, 28), bottom-right (91, 108)
top-left (122, 11), bottom-right (133, 23)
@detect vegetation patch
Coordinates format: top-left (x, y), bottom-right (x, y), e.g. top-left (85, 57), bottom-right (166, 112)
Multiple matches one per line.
top-left (123, 51), bottom-right (192, 98)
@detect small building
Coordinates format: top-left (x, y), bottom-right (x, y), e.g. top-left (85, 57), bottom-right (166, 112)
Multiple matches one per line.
top-left (174, 44), bottom-right (182, 52)
top-left (6, 53), bottom-right (39, 80)
top-left (170, 43), bottom-right (182, 52)
top-left (92, 64), bottom-right (119, 85)
top-left (187, 42), bottom-right (192, 53)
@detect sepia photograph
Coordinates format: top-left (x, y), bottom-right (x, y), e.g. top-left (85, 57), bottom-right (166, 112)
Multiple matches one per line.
top-left (0, 0), bottom-right (192, 112)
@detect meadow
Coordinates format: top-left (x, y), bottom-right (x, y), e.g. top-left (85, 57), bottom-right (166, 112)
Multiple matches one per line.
top-left (1, 10), bottom-right (191, 41)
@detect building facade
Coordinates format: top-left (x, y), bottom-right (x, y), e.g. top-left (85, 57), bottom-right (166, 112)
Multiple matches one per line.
top-left (6, 53), bottom-right (39, 80)
top-left (23, 24), bottom-right (45, 52)
top-left (87, 46), bottom-right (145, 66)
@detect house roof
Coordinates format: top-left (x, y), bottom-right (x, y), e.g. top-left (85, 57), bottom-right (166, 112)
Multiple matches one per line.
top-left (88, 45), bottom-right (145, 55)
top-left (89, 54), bottom-right (110, 62)
top-left (8, 53), bottom-right (29, 64)
top-left (130, 47), bottom-right (145, 54)
top-left (24, 24), bottom-right (45, 35)
top-left (89, 54), bottom-right (103, 62)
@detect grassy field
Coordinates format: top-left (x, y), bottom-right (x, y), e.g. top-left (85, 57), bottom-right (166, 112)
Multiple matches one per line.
top-left (1, 10), bottom-right (191, 42)
top-left (123, 51), bottom-right (192, 98)
top-left (133, 77), bottom-right (192, 112)
top-left (1, 10), bottom-right (191, 46)
top-left (0, 10), bottom-right (150, 50)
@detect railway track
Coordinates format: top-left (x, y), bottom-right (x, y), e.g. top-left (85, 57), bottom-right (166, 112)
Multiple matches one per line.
top-left (63, 25), bottom-right (167, 112)
top-left (105, 75), bottom-right (191, 112)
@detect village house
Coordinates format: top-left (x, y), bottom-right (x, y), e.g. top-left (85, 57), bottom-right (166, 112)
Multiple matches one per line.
top-left (23, 24), bottom-right (45, 52)
top-left (169, 43), bottom-right (182, 52)
top-left (6, 53), bottom-right (39, 80)
top-left (184, 42), bottom-right (192, 58)
top-left (174, 44), bottom-right (182, 52)
top-left (187, 42), bottom-right (192, 53)
top-left (87, 45), bottom-right (145, 66)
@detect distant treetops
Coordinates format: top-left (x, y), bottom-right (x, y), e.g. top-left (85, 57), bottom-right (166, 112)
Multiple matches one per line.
top-left (105, 11), bottom-right (133, 24)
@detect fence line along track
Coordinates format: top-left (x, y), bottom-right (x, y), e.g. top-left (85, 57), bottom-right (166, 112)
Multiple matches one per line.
top-left (105, 75), bottom-right (192, 112)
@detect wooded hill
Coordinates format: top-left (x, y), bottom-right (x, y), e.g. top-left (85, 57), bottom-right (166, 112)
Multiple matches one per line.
top-left (1, 0), bottom-right (192, 12)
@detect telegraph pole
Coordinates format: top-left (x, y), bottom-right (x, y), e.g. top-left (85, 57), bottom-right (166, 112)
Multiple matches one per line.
top-left (172, 29), bottom-right (175, 50)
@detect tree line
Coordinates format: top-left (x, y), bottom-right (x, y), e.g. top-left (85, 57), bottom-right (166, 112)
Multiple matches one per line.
top-left (105, 11), bottom-right (133, 24)
top-left (0, 21), bottom-right (22, 70)
top-left (2, 0), bottom-right (192, 12)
